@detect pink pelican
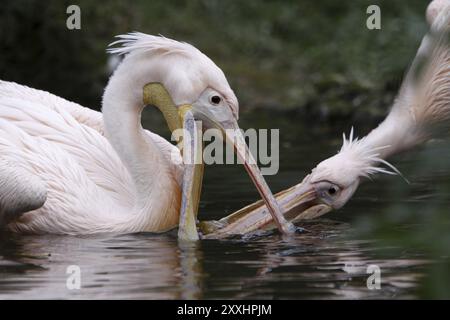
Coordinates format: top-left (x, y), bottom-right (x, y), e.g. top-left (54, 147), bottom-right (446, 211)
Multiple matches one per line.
top-left (0, 33), bottom-right (294, 239)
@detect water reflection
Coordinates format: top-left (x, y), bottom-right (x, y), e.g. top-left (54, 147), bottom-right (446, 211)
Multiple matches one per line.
top-left (0, 222), bottom-right (427, 299)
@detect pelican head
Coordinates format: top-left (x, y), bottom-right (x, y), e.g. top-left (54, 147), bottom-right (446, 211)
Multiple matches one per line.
top-left (105, 33), bottom-right (293, 238)
top-left (302, 147), bottom-right (363, 211)
top-left (107, 33), bottom-right (239, 121)
top-left (286, 129), bottom-right (401, 221)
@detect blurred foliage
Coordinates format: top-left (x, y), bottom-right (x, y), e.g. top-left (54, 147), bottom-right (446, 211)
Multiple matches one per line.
top-left (0, 0), bottom-right (429, 119)
top-left (0, 0), bottom-right (134, 108)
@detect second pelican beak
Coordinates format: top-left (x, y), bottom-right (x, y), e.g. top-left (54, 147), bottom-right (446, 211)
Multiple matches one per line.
top-left (200, 175), bottom-right (332, 238)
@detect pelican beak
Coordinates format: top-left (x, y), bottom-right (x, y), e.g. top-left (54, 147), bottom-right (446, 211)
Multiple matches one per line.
top-left (191, 103), bottom-right (295, 235)
top-left (281, 175), bottom-right (333, 223)
top-left (177, 105), bottom-right (204, 241)
top-left (200, 175), bottom-right (332, 238)
top-left (143, 83), bottom-right (204, 241)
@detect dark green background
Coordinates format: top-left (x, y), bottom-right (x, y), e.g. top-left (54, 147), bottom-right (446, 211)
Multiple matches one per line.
top-left (0, 0), bottom-right (429, 120)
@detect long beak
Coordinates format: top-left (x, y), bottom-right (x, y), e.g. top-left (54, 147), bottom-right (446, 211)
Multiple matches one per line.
top-left (142, 83), bottom-right (204, 241)
top-left (194, 110), bottom-right (296, 235)
top-left (177, 106), bottom-right (204, 241)
top-left (200, 175), bottom-right (332, 238)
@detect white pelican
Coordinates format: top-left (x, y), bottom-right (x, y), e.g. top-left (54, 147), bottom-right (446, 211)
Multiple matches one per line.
top-left (0, 33), bottom-right (294, 239)
top-left (202, 0), bottom-right (450, 237)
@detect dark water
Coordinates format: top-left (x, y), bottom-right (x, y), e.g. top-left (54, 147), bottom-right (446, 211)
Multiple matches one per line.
top-left (0, 111), bottom-right (441, 299)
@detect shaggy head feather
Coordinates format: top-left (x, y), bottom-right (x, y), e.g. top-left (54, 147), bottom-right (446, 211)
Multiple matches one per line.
top-left (107, 32), bottom-right (239, 117)
top-left (310, 128), bottom-right (401, 187)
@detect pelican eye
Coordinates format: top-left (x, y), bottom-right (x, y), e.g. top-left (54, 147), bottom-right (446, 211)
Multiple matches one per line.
top-left (210, 95), bottom-right (221, 105)
top-left (328, 186), bottom-right (337, 195)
